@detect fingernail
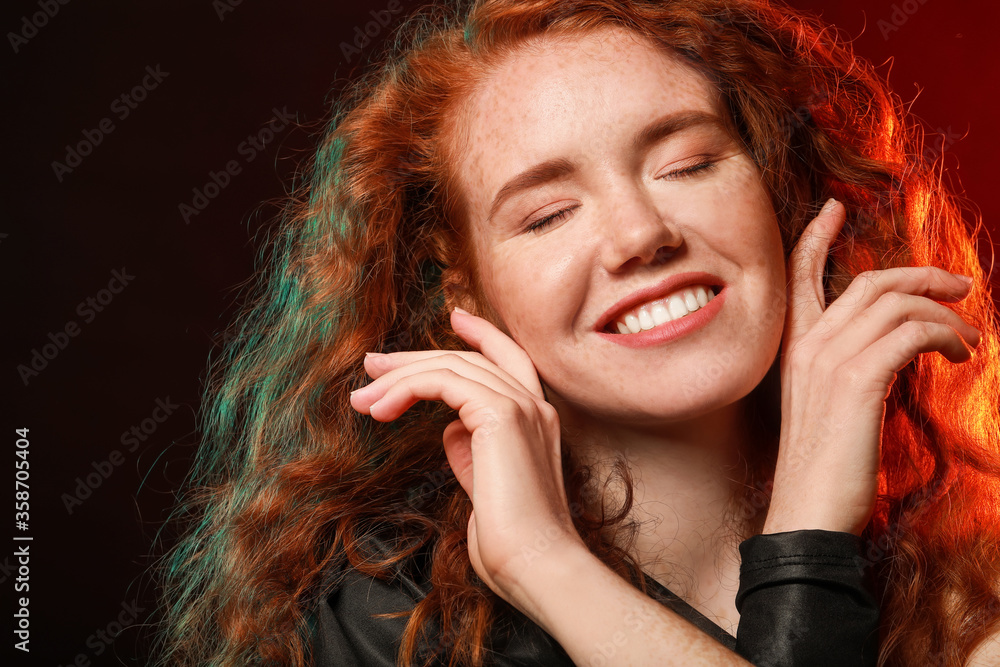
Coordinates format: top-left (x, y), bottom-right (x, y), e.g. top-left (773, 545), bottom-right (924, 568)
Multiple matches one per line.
top-left (453, 306), bottom-right (470, 315)
top-left (365, 351), bottom-right (386, 358)
top-left (957, 275), bottom-right (974, 285)
top-left (820, 198), bottom-right (838, 213)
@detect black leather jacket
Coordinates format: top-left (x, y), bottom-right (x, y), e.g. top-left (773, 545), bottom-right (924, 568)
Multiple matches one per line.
top-left (313, 530), bottom-right (879, 666)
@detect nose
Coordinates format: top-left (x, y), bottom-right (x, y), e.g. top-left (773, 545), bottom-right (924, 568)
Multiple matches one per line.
top-left (599, 182), bottom-right (683, 273)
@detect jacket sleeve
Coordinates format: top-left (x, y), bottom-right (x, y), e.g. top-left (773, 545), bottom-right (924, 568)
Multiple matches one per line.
top-left (734, 529), bottom-right (880, 667)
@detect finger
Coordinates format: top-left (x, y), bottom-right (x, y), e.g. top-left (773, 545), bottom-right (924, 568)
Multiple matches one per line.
top-left (785, 198), bottom-right (847, 338)
top-left (352, 353), bottom-right (534, 412)
top-left (364, 350), bottom-right (474, 380)
top-left (850, 320), bottom-right (975, 389)
top-left (443, 419), bottom-right (474, 498)
top-left (363, 349), bottom-right (531, 398)
top-left (819, 268), bottom-right (973, 327)
top-left (360, 367), bottom-right (529, 433)
top-left (804, 292), bottom-right (981, 363)
top-left (450, 308), bottom-right (546, 399)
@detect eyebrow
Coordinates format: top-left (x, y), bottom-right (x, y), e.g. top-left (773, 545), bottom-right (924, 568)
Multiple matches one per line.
top-left (486, 110), bottom-right (724, 222)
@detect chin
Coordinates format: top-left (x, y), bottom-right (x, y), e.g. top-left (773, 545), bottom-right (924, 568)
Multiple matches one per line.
top-left (550, 370), bottom-right (765, 429)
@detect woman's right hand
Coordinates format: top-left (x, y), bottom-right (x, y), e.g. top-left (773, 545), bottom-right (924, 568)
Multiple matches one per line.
top-left (765, 199), bottom-right (981, 536)
top-left (349, 308), bottom-right (586, 618)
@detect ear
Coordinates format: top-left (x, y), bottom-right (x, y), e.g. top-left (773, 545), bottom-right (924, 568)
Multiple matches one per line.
top-left (426, 209), bottom-right (510, 334)
top-left (441, 269), bottom-right (478, 314)
top-left (441, 266), bottom-right (511, 338)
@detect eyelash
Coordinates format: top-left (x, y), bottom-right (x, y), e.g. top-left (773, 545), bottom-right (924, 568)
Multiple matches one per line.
top-left (662, 160), bottom-right (717, 181)
top-left (524, 160), bottom-right (718, 233)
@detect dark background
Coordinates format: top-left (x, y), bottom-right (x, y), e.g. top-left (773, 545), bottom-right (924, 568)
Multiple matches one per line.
top-left (4, 0), bottom-right (998, 664)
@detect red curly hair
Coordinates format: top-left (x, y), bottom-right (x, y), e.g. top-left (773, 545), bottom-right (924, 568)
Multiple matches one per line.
top-left (156, 1), bottom-right (1000, 665)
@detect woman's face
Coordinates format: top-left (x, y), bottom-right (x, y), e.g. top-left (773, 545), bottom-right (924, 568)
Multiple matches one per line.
top-left (447, 27), bottom-right (787, 428)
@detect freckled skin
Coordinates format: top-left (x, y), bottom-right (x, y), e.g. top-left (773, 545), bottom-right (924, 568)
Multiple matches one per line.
top-left (448, 27), bottom-right (787, 430)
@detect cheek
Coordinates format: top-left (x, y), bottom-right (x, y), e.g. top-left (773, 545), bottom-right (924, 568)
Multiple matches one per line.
top-left (700, 171), bottom-right (787, 357)
top-left (479, 242), bottom-right (584, 347)
top-left (478, 247), bottom-right (536, 342)
top-left (705, 164), bottom-right (785, 277)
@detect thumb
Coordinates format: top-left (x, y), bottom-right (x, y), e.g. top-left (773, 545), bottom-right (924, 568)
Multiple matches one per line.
top-left (785, 198), bottom-right (847, 341)
top-left (443, 418), bottom-right (474, 498)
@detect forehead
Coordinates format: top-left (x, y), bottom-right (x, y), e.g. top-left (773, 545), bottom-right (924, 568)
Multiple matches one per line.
top-left (447, 26), bottom-right (721, 223)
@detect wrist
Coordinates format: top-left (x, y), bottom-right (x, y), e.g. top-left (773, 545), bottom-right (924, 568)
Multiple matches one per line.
top-left (762, 507), bottom-right (862, 536)
top-left (764, 472), bottom-right (871, 536)
top-left (499, 535), bottom-right (597, 628)
top-left (508, 542), bottom-right (751, 666)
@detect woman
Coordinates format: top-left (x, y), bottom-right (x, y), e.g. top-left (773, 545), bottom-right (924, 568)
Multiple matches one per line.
top-left (156, 0), bottom-right (1000, 665)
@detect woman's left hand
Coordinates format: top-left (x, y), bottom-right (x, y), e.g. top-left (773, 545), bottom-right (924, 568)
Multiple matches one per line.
top-left (764, 199), bottom-right (981, 536)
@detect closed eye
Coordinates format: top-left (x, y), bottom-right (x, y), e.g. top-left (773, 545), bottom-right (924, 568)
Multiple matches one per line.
top-left (525, 205), bottom-right (578, 233)
top-left (524, 161), bottom-right (716, 233)
top-left (659, 160), bottom-right (717, 180)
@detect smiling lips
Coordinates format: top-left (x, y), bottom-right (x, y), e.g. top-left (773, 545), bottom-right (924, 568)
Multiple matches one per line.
top-left (611, 285), bottom-right (716, 334)
top-left (594, 272), bottom-right (727, 348)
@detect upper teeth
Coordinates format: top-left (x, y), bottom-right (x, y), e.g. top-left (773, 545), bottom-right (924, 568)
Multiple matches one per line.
top-left (613, 285), bottom-right (716, 334)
